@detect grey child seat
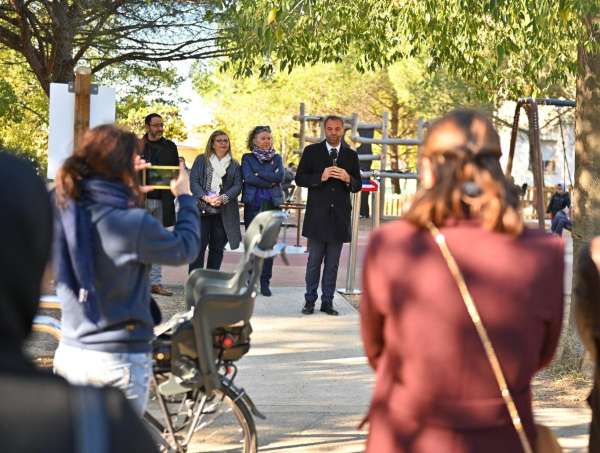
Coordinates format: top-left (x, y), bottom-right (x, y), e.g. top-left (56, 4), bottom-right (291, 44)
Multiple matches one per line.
top-left (155, 211), bottom-right (287, 399)
top-left (184, 211), bottom-right (286, 307)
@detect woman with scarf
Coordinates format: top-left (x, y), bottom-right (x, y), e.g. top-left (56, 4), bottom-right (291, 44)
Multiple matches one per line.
top-left (52, 125), bottom-right (200, 416)
top-left (189, 130), bottom-right (242, 272)
top-left (241, 126), bottom-right (285, 296)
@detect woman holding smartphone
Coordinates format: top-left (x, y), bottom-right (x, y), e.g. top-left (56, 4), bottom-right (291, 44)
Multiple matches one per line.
top-left (52, 125), bottom-right (200, 416)
top-left (241, 125), bottom-right (285, 296)
top-left (189, 130), bottom-right (242, 272)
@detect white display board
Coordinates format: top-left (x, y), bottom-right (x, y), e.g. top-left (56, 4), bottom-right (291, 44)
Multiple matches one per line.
top-left (47, 83), bottom-right (116, 179)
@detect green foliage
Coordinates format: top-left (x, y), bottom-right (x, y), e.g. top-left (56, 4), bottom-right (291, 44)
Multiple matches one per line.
top-left (92, 62), bottom-right (187, 121)
top-left (0, 49), bottom-right (49, 175)
top-left (217, 0), bottom-right (596, 100)
top-left (192, 56), bottom-right (494, 171)
top-left (122, 105), bottom-right (188, 143)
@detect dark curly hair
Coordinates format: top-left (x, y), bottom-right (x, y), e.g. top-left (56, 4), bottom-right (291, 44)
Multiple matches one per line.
top-left (246, 126), bottom-right (271, 150)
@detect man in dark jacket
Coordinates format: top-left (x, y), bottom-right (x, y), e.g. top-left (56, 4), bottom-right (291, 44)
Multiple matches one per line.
top-left (295, 116), bottom-right (362, 316)
top-left (546, 182), bottom-right (571, 221)
top-left (141, 113), bottom-right (180, 296)
top-left (0, 152), bottom-right (157, 452)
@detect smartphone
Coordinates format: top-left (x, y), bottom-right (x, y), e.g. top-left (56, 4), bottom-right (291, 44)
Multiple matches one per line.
top-left (143, 166), bottom-right (180, 189)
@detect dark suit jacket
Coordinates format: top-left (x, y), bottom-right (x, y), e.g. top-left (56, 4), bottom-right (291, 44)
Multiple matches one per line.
top-left (361, 219), bottom-right (564, 453)
top-left (295, 141), bottom-right (361, 242)
top-left (141, 134), bottom-right (179, 227)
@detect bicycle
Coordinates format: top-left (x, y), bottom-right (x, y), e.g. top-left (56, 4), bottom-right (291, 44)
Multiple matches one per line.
top-left (33, 210), bottom-right (288, 453)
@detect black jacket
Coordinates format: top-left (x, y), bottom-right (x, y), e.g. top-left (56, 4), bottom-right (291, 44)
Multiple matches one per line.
top-left (295, 141), bottom-right (362, 242)
top-left (141, 134), bottom-right (179, 227)
top-left (546, 192), bottom-right (570, 215)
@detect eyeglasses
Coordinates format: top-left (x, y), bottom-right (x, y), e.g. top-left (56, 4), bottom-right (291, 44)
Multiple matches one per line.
top-left (214, 139), bottom-right (229, 144)
top-left (150, 123), bottom-right (164, 129)
top-left (255, 126), bottom-right (271, 134)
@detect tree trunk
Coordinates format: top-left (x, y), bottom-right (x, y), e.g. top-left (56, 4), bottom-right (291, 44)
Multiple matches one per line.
top-left (557, 14), bottom-right (600, 370)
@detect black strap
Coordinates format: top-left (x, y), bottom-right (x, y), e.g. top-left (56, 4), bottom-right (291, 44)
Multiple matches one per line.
top-left (71, 386), bottom-right (109, 453)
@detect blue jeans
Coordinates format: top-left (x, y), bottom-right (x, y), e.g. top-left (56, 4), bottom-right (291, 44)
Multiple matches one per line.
top-left (53, 343), bottom-right (152, 416)
top-left (305, 239), bottom-right (343, 304)
top-left (551, 216), bottom-right (572, 236)
top-left (244, 205), bottom-right (273, 288)
top-left (189, 214), bottom-right (227, 272)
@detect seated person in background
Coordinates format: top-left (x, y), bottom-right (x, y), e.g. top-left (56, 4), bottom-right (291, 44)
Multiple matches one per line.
top-left (550, 207), bottom-right (572, 236)
top-left (575, 238), bottom-right (600, 453)
top-left (546, 182), bottom-right (571, 221)
top-left (0, 152), bottom-right (157, 452)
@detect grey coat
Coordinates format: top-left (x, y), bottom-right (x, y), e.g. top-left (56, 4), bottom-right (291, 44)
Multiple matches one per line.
top-left (190, 154), bottom-right (242, 250)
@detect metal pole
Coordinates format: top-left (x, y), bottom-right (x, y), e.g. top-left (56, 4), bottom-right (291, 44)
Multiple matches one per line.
top-left (372, 188), bottom-right (380, 229)
top-left (74, 66), bottom-right (92, 147)
top-left (296, 103), bottom-right (305, 247)
top-left (338, 192), bottom-right (362, 295)
top-left (416, 117), bottom-right (425, 190)
top-left (299, 103), bottom-right (306, 151)
top-left (379, 111), bottom-right (389, 221)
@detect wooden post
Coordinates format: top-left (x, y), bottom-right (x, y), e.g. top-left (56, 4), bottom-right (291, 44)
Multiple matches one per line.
top-left (74, 66), bottom-right (92, 146)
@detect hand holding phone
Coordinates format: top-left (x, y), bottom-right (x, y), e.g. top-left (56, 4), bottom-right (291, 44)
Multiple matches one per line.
top-left (170, 161), bottom-right (192, 197)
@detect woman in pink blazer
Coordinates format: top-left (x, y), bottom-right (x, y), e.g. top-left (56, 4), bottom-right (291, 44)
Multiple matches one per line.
top-left (361, 110), bottom-right (564, 453)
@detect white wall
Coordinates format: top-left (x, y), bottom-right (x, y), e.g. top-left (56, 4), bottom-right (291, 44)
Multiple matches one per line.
top-left (497, 101), bottom-right (575, 189)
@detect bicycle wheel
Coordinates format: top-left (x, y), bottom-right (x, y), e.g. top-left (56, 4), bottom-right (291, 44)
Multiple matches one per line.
top-left (190, 384), bottom-right (257, 453)
top-left (145, 383), bottom-right (257, 453)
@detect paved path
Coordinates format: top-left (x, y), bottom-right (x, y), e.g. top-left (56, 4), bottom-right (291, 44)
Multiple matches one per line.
top-left (181, 286), bottom-right (589, 452)
top-left (157, 228), bottom-right (584, 452)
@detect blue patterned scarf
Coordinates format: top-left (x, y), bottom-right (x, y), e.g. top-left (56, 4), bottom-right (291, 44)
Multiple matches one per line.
top-left (252, 145), bottom-right (276, 162)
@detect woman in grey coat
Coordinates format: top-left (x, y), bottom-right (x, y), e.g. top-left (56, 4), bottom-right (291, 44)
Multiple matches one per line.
top-left (189, 130), bottom-right (242, 272)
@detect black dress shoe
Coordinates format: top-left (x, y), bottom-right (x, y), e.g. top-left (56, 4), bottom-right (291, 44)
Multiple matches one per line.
top-left (261, 286), bottom-right (272, 297)
top-left (320, 303), bottom-right (339, 316)
top-left (302, 302), bottom-right (315, 315)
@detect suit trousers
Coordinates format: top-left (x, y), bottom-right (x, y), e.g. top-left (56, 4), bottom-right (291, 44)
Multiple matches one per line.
top-left (305, 239), bottom-right (343, 304)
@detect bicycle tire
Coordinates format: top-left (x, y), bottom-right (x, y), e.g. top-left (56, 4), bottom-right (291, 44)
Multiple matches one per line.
top-left (144, 383), bottom-right (257, 453)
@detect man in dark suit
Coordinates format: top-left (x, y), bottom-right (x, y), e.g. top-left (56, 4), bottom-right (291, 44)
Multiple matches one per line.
top-left (141, 113), bottom-right (180, 296)
top-left (295, 115), bottom-right (362, 315)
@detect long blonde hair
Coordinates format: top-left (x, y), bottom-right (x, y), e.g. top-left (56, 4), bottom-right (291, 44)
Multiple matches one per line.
top-left (404, 110), bottom-right (523, 236)
top-left (204, 130), bottom-right (231, 163)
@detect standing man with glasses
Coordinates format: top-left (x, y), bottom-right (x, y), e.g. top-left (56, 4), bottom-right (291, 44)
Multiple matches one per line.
top-left (141, 113), bottom-right (180, 296)
top-left (295, 116), bottom-right (361, 316)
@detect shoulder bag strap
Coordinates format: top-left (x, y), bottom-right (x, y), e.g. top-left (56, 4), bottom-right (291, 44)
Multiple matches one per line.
top-left (426, 221), bottom-right (533, 453)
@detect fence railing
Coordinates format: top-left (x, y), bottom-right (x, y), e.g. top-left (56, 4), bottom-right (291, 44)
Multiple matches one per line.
top-left (376, 187), bottom-right (572, 220)
top-left (522, 186), bottom-right (573, 220)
